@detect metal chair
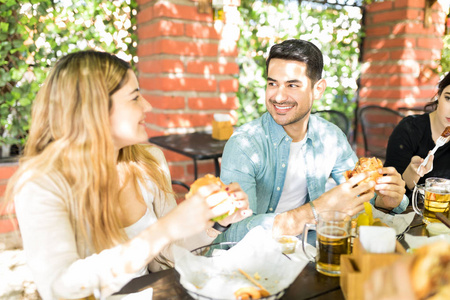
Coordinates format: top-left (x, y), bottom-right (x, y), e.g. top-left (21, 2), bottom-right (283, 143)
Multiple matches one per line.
top-left (172, 180), bottom-right (190, 191)
top-left (358, 105), bottom-right (405, 160)
top-left (312, 109), bottom-right (350, 137)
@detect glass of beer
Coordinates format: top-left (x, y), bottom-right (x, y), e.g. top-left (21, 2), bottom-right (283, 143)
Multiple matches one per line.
top-left (302, 211), bottom-right (351, 277)
top-left (412, 177), bottom-right (450, 224)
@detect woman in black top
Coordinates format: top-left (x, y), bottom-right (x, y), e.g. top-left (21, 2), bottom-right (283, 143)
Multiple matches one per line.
top-left (385, 72), bottom-right (450, 200)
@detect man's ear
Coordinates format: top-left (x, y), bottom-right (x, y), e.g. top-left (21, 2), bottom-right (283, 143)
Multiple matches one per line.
top-left (313, 78), bottom-right (327, 100)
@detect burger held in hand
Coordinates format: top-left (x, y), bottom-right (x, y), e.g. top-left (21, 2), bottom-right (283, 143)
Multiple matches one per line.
top-left (344, 157), bottom-right (383, 192)
top-left (186, 174), bottom-right (238, 222)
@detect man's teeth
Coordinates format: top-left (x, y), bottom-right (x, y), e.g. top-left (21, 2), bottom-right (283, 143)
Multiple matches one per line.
top-left (275, 105), bottom-right (293, 110)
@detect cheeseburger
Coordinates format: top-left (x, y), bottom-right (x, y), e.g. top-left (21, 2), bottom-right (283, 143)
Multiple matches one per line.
top-left (186, 174), bottom-right (237, 222)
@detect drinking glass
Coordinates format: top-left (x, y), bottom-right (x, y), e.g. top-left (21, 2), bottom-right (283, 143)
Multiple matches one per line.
top-left (412, 177), bottom-right (450, 224)
top-left (302, 211), bottom-right (351, 277)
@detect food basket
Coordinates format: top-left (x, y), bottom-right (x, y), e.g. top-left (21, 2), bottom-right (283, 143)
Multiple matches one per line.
top-left (178, 242), bottom-right (290, 300)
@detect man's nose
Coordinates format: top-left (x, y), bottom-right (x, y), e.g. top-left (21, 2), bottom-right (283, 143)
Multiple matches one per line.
top-left (274, 86), bottom-right (287, 102)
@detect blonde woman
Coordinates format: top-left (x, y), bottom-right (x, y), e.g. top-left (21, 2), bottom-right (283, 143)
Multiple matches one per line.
top-left (5, 51), bottom-right (251, 299)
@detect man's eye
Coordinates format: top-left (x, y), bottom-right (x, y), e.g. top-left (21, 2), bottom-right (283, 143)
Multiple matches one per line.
top-left (132, 96), bottom-right (139, 101)
top-left (268, 82), bottom-right (276, 87)
top-left (288, 84), bottom-right (299, 88)
top-left (445, 96), bottom-right (450, 101)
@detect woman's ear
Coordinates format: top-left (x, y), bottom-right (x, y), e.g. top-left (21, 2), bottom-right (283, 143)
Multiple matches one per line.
top-left (313, 78), bottom-right (327, 100)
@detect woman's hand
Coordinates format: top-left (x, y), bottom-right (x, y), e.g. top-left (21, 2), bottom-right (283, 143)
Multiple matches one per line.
top-left (217, 182), bottom-right (252, 227)
top-left (161, 183), bottom-right (222, 241)
top-left (403, 155), bottom-right (434, 190)
top-left (374, 167), bottom-right (406, 210)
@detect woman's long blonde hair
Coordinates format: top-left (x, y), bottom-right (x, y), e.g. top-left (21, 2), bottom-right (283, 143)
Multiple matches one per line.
top-left (6, 51), bottom-right (172, 253)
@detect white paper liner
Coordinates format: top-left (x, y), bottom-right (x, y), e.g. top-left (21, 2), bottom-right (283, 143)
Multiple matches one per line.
top-left (404, 233), bottom-right (450, 251)
top-left (173, 227), bottom-right (311, 300)
top-left (355, 203), bottom-right (416, 235)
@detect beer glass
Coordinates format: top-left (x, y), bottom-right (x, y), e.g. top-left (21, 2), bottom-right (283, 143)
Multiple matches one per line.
top-left (302, 211), bottom-right (351, 277)
top-left (412, 177), bottom-right (450, 224)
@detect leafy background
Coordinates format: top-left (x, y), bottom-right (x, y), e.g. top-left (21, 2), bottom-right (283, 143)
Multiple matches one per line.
top-left (0, 0), bottom-right (137, 157)
top-left (1, 0), bottom-right (449, 157)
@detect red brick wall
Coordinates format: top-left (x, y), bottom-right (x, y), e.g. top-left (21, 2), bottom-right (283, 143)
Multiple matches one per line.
top-left (137, 0), bottom-right (241, 184)
top-left (357, 0), bottom-right (446, 156)
top-left (0, 163), bottom-right (21, 249)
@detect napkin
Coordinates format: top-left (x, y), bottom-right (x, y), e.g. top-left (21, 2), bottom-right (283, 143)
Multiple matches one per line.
top-left (213, 113), bottom-right (231, 122)
top-left (355, 203), bottom-right (416, 235)
top-left (173, 227), bottom-right (307, 299)
top-left (106, 288), bottom-right (153, 300)
top-left (404, 233), bottom-right (450, 251)
top-left (359, 226), bottom-right (397, 253)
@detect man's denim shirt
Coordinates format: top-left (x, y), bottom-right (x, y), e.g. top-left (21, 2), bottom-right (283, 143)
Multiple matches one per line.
top-left (214, 112), bottom-right (409, 243)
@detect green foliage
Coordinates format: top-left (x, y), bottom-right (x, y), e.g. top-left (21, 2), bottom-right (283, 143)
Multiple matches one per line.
top-left (236, 0), bottom-right (363, 126)
top-left (440, 35), bottom-right (450, 77)
top-left (0, 0), bottom-right (137, 156)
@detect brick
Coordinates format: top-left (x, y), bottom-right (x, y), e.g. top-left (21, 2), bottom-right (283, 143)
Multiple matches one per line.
top-left (390, 49), bottom-right (441, 60)
top-left (137, 39), bottom-right (218, 57)
top-left (363, 51), bottom-right (390, 62)
top-left (185, 23), bottom-right (221, 39)
top-left (365, 26), bottom-right (391, 36)
top-left (0, 218), bottom-right (18, 233)
top-left (140, 77), bottom-right (217, 92)
top-left (159, 149), bottom-right (192, 163)
top-left (186, 61), bottom-right (239, 75)
top-left (392, 23), bottom-right (436, 35)
top-left (394, 0), bottom-right (425, 9)
top-left (219, 43), bottom-right (238, 56)
top-left (417, 37), bottom-right (443, 49)
top-left (137, 20), bottom-right (184, 39)
top-left (168, 164), bottom-right (188, 180)
top-left (0, 165), bottom-right (18, 180)
top-left (362, 64), bottom-right (419, 75)
top-left (361, 76), bottom-right (419, 88)
top-left (146, 112), bottom-right (214, 128)
top-left (144, 94), bottom-right (185, 110)
top-left (145, 127), bottom-right (164, 138)
top-left (366, 1), bottom-right (393, 13)
top-left (219, 78), bottom-right (239, 93)
top-left (153, 2), bottom-right (213, 22)
top-left (369, 37), bottom-right (415, 49)
top-left (187, 161), bottom-right (216, 177)
top-left (359, 88), bottom-right (414, 100)
top-left (138, 59), bottom-right (184, 74)
top-left (188, 96), bottom-right (239, 110)
top-left (136, 4), bottom-right (153, 24)
top-left (372, 10), bottom-right (421, 24)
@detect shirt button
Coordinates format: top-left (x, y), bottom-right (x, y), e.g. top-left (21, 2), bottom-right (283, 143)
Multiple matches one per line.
top-left (269, 208), bottom-right (273, 211)
top-left (285, 137), bottom-right (289, 141)
top-left (277, 187), bottom-right (280, 191)
top-left (273, 143), bottom-right (276, 146)
top-left (282, 164), bottom-right (286, 168)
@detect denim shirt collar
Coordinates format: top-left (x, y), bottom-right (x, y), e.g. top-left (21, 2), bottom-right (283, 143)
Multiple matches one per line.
top-left (265, 111), bottom-right (320, 149)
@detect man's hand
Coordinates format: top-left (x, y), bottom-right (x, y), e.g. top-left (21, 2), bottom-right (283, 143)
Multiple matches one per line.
top-left (374, 167), bottom-right (406, 210)
top-left (314, 172), bottom-right (376, 217)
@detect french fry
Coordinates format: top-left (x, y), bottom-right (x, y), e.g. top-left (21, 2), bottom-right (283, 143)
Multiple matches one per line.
top-left (238, 269), bottom-right (270, 297)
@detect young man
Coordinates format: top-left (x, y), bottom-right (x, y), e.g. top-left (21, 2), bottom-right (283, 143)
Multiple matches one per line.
top-left (215, 39), bottom-right (408, 243)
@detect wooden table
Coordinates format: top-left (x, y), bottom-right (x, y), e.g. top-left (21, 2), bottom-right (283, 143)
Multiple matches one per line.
top-left (149, 132), bottom-right (227, 179)
top-left (115, 211), bottom-right (426, 299)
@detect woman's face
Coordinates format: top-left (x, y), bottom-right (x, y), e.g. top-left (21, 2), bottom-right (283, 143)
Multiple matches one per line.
top-left (110, 70), bottom-right (152, 150)
top-left (436, 85), bottom-right (450, 128)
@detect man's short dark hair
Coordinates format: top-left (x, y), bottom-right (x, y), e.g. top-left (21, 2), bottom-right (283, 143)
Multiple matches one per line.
top-left (266, 39), bottom-right (323, 84)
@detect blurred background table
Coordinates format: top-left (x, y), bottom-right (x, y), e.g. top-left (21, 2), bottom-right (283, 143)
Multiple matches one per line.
top-left (149, 132), bottom-right (228, 180)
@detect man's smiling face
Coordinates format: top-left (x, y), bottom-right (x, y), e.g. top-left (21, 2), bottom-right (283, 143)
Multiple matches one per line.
top-left (265, 58), bottom-right (318, 129)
